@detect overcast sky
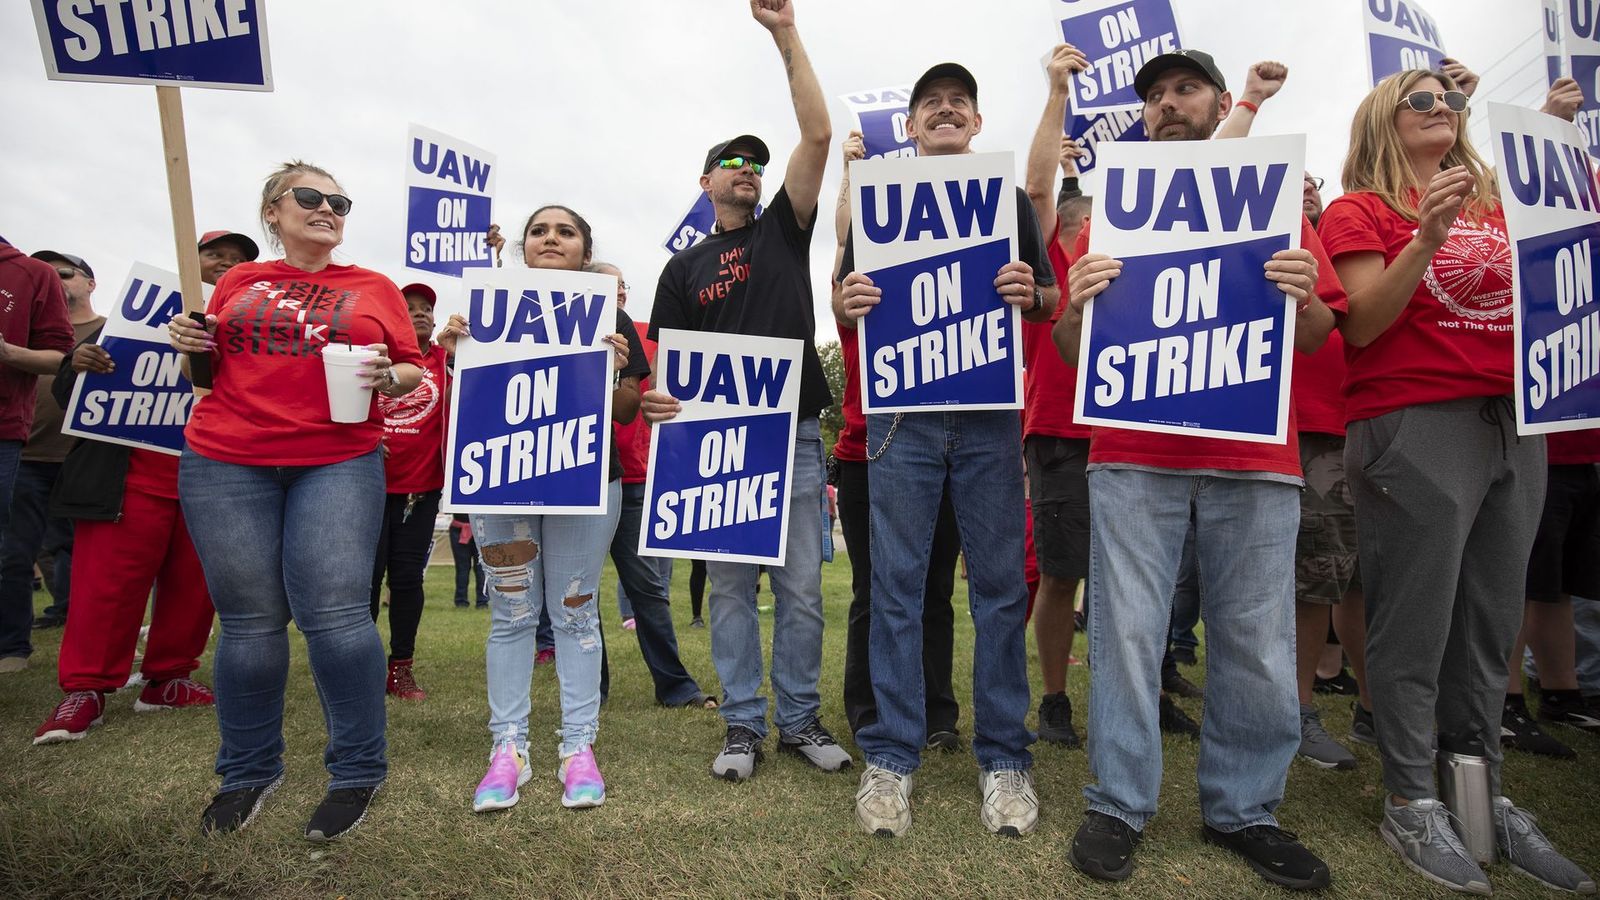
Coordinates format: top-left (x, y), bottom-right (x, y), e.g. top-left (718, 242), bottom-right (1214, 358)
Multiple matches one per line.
top-left (1, 0), bottom-right (1545, 339)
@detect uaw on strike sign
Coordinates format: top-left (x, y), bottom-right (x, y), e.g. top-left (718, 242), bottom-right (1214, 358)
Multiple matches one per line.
top-left (406, 125), bottom-right (495, 277)
top-left (63, 263), bottom-right (206, 454)
top-left (1075, 134), bottom-right (1305, 443)
top-left (444, 269), bottom-right (616, 515)
top-left (1490, 102), bottom-right (1600, 433)
top-left (1052, 0), bottom-right (1182, 114)
top-left (849, 151), bottom-right (1022, 413)
top-left (30, 0), bottom-right (272, 90)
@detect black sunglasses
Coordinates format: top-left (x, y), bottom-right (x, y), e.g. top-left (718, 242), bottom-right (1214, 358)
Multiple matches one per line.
top-left (275, 186), bottom-right (353, 216)
top-left (1397, 90), bottom-right (1469, 114)
top-left (55, 267), bottom-right (81, 281)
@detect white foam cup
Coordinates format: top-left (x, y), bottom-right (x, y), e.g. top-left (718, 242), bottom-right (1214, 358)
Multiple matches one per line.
top-left (321, 344), bottom-right (380, 423)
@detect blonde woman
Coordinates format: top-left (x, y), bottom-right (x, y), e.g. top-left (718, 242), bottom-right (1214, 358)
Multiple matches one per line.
top-left (1319, 68), bottom-right (1593, 894)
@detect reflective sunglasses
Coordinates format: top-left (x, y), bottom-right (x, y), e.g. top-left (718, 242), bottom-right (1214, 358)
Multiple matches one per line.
top-left (1397, 90), bottom-right (1468, 114)
top-left (716, 156), bottom-right (766, 175)
top-left (55, 267), bottom-right (81, 280)
top-left (274, 186), bottom-right (354, 216)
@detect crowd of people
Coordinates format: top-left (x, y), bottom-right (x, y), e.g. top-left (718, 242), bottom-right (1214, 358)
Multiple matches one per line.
top-left (2, 0), bottom-right (1597, 893)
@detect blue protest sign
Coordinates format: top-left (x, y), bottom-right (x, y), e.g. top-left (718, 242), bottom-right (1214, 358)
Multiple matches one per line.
top-left (1490, 102), bottom-right (1600, 434)
top-left (661, 193), bottom-right (764, 256)
top-left (406, 124), bottom-right (495, 278)
top-left (1362, 0), bottom-right (1447, 86)
top-left (1074, 135), bottom-right (1305, 443)
top-left (1052, 0), bottom-right (1181, 114)
top-left (443, 268), bottom-right (616, 514)
top-left (63, 263), bottom-right (206, 454)
top-left (639, 330), bottom-right (802, 565)
top-left (1565, 2), bottom-right (1600, 154)
top-left (1066, 106), bottom-right (1147, 174)
top-left (850, 152), bottom-right (1022, 413)
top-left (1546, 0), bottom-right (1568, 86)
top-left (30, 0), bottom-right (272, 91)
top-left (839, 86), bottom-right (918, 160)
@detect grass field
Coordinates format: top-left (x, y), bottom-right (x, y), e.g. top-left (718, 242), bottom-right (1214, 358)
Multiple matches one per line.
top-left (1, 553), bottom-right (1596, 899)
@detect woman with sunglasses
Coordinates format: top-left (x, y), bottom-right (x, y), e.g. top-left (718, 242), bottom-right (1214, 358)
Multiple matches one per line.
top-left (167, 161), bottom-right (426, 841)
top-left (1320, 70), bottom-right (1594, 893)
top-left (442, 206), bottom-right (644, 813)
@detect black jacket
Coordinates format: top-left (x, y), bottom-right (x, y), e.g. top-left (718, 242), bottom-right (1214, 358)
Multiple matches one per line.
top-left (48, 325), bottom-right (131, 522)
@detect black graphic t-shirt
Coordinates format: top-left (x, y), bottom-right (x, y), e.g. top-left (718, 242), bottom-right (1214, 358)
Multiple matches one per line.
top-left (649, 186), bottom-right (832, 417)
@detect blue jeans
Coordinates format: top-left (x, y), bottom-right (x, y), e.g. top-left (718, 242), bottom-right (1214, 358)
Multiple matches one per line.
top-left (857, 410), bottom-right (1033, 775)
top-left (706, 417), bottom-right (826, 737)
top-left (1575, 595), bottom-right (1600, 694)
top-left (179, 448), bottom-right (389, 791)
top-left (1084, 469), bottom-right (1299, 832)
top-left (475, 480), bottom-right (620, 758)
top-left (1, 461), bottom-right (70, 657)
top-left (612, 481), bottom-right (703, 705)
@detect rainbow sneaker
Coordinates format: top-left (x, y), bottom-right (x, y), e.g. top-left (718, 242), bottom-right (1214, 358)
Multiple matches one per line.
top-left (558, 747), bottom-right (605, 809)
top-left (472, 738), bottom-right (530, 812)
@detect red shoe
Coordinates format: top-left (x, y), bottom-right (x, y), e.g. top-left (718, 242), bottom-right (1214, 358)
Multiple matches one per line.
top-left (34, 691), bottom-right (107, 744)
top-left (387, 659), bottom-right (427, 700)
top-left (135, 677), bottom-right (216, 712)
top-left (535, 648), bottom-right (555, 667)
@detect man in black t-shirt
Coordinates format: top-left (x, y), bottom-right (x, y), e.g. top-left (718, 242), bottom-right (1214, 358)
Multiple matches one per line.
top-left (643, 0), bottom-right (847, 783)
top-left (835, 62), bottom-right (1058, 840)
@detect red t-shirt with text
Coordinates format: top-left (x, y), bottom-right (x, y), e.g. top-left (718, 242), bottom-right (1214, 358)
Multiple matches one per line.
top-left (380, 343), bottom-right (449, 493)
top-left (185, 261), bottom-right (425, 466)
top-left (1079, 218), bottom-right (1350, 478)
top-left (834, 322), bottom-right (867, 462)
top-left (614, 319), bottom-right (656, 483)
top-left (1024, 221), bottom-right (1091, 440)
top-left (1318, 192), bottom-right (1514, 423)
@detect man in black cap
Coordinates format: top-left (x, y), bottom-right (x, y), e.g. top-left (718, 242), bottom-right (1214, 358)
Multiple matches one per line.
top-left (642, 0), bottom-right (847, 783)
top-left (1053, 50), bottom-right (1338, 889)
top-left (836, 60), bottom-right (1058, 839)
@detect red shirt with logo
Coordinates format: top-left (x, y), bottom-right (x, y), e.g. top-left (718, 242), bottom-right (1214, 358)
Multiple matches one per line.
top-left (1024, 220), bottom-right (1091, 440)
top-left (1078, 218), bottom-right (1349, 478)
top-left (185, 261), bottom-right (425, 466)
top-left (613, 319), bottom-right (656, 483)
top-left (1548, 428), bottom-right (1600, 465)
top-left (379, 343), bottom-right (449, 493)
top-left (834, 322), bottom-right (867, 462)
top-left (1318, 193), bottom-right (1514, 423)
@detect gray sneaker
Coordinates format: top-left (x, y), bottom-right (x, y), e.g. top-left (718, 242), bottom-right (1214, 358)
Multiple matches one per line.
top-left (1298, 708), bottom-right (1357, 770)
top-left (978, 768), bottom-right (1039, 836)
top-left (1494, 796), bottom-right (1597, 894)
top-left (1380, 798), bottom-right (1491, 895)
top-left (1350, 702), bottom-right (1378, 746)
top-left (778, 717), bottom-right (853, 772)
top-left (855, 765), bottom-right (912, 837)
top-left (711, 725), bottom-right (763, 781)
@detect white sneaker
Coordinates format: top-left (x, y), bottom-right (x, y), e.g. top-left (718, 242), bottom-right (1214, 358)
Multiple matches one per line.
top-left (855, 765), bottom-right (912, 837)
top-left (979, 768), bottom-right (1039, 836)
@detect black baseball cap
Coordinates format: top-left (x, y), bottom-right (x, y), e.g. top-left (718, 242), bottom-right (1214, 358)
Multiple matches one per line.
top-left (703, 135), bottom-right (771, 174)
top-left (31, 250), bottom-right (93, 279)
top-left (1134, 49), bottom-right (1227, 100)
top-left (909, 62), bottom-right (978, 111)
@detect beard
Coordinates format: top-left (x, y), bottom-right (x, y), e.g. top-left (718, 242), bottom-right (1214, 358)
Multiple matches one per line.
top-left (1148, 101), bottom-right (1222, 142)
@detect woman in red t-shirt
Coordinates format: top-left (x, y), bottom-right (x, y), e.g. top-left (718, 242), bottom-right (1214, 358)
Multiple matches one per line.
top-left (1321, 71), bottom-right (1591, 892)
top-left (166, 161), bottom-right (426, 842)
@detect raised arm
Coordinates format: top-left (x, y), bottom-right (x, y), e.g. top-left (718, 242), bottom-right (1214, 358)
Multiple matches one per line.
top-left (1215, 61), bottom-right (1285, 140)
top-left (831, 131), bottom-right (864, 327)
top-left (752, 0), bottom-right (831, 227)
top-left (1026, 44), bottom-right (1088, 233)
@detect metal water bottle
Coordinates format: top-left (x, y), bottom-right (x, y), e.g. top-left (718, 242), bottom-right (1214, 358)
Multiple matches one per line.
top-left (1437, 734), bottom-right (1497, 865)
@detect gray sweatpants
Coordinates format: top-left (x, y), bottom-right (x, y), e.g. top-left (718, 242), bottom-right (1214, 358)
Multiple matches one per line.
top-left (1346, 397), bottom-right (1545, 799)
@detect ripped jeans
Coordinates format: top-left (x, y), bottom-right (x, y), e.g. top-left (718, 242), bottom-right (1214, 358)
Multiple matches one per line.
top-left (474, 480), bottom-right (620, 759)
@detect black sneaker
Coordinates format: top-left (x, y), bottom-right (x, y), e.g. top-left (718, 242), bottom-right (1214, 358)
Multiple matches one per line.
top-left (305, 785), bottom-right (379, 841)
top-left (1537, 691), bottom-right (1600, 734)
top-left (200, 774), bottom-right (284, 836)
top-left (31, 613), bottom-right (65, 630)
top-left (1159, 694), bottom-right (1200, 738)
top-left (1172, 645), bottom-right (1198, 667)
top-left (1204, 824), bottom-right (1331, 890)
top-left (924, 729), bottom-right (962, 753)
top-left (1314, 668), bottom-right (1359, 696)
top-left (1502, 697), bottom-right (1576, 759)
top-left (1070, 810), bottom-right (1143, 881)
top-left (1038, 692), bottom-right (1080, 747)
top-left (1162, 672), bottom-right (1204, 699)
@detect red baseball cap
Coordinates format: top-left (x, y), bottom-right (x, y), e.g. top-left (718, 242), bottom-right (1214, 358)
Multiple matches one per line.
top-left (400, 282), bottom-right (437, 308)
top-left (198, 230), bottom-right (260, 261)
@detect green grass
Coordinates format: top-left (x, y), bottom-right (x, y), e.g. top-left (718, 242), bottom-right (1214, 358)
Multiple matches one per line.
top-left (1, 554), bottom-right (1596, 899)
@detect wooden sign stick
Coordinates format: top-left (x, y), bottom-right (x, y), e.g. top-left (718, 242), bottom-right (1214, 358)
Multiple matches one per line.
top-left (155, 85), bottom-right (212, 392)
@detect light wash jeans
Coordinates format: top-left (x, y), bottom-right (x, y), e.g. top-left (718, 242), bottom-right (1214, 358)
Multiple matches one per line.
top-left (1084, 468), bottom-right (1300, 832)
top-left (706, 417), bottom-right (826, 737)
top-left (179, 448), bottom-right (389, 791)
top-left (475, 480), bottom-right (620, 758)
top-left (856, 410), bottom-right (1034, 775)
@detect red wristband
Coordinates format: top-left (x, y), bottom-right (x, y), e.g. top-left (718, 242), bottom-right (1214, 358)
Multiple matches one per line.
top-left (1236, 99), bottom-right (1260, 114)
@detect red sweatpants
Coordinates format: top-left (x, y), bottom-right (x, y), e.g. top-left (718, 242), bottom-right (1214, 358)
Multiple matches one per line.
top-left (58, 486), bottom-right (214, 691)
